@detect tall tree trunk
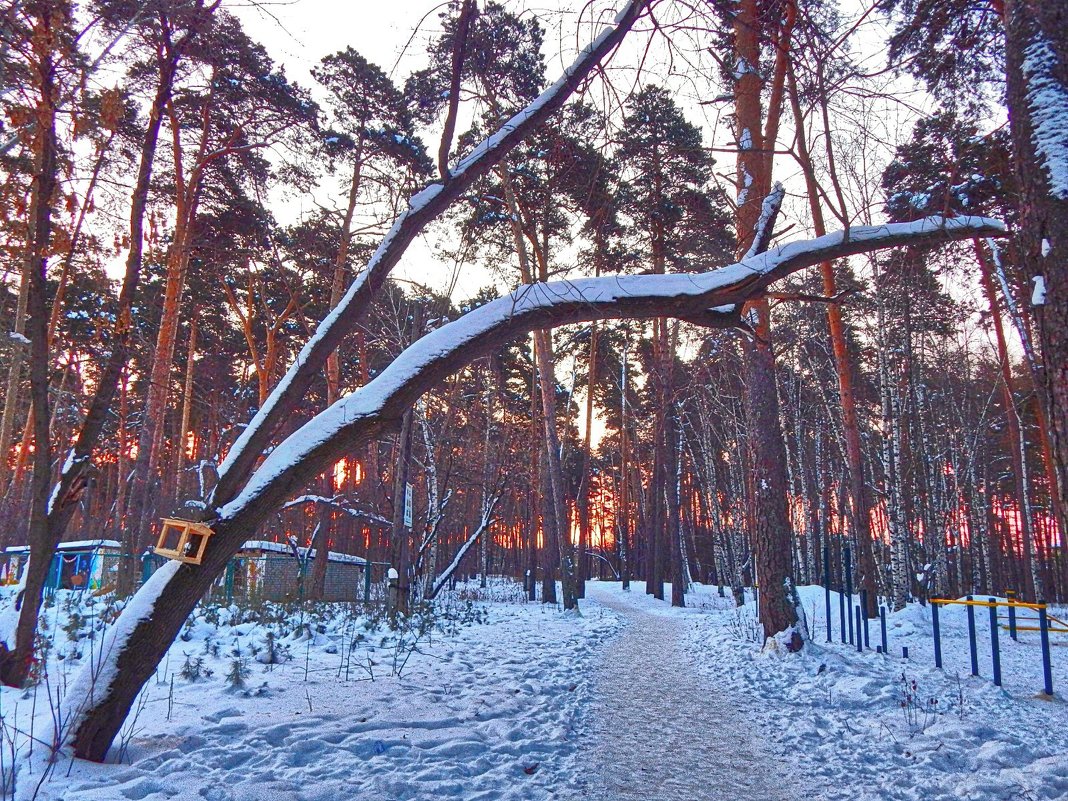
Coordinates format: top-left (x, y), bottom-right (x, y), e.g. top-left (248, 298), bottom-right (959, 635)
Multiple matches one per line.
top-left (0, 270), bottom-right (30, 496)
top-left (733, 0), bottom-right (799, 644)
top-left (533, 330), bottom-right (578, 609)
top-left (977, 243), bottom-right (1043, 599)
top-left (170, 316), bottom-right (197, 501)
top-left (499, 166), bottom-right (577, 610)
top-left (575, 319), bottom-right (599, 599)
top-left (787, 62), bottom-right (878, 616)
top-left (1004, 0), bottom-right (1068, 590)
top-left (0, 1), bottom-right (58, 686)
top-left (388, 407), bottom-right (414, 617)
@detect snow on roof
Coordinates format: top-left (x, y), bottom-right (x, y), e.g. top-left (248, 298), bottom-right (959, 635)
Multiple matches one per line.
top-left (239, 540), bottom-right (367, 565)
top-left (5, 539), bottom-right (121, 554)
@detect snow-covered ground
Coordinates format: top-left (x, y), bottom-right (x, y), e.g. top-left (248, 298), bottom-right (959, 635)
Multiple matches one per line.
top-left (2, 580), bottom-right (1065, 801)
top-left (680, 583), bottom-right (1068, 801)
top-left (1, 581), bottom-right (620, 801)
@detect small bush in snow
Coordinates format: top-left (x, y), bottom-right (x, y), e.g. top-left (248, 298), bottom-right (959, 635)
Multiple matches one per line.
top-left (180, 617), bottom-right (195, 642)
top-left (727, 606), bottom-right (762, 643)
top-left (180, 654), bottom-right (212, 681)
top-left (898, 672), bottom-right (940, 733)
top-left (257, 631), bottom-right (291, 666)
top-left (62, 612), bottom-right (84, 642)
top-left (226, 656), bottom-right (252, 689)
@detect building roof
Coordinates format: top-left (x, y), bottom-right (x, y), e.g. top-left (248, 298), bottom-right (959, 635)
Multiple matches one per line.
top-left (239, 539), bottom-right (368, 566)
top-left (5, 539), bottom-right (121, 555)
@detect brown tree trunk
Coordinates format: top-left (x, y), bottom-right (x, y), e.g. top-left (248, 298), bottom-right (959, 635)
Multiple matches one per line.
top-left (0, 270), bottom-right (29, 495)
top-left (170, 316), bottom-right (197, 501)
top-left (498, 164), bottom-right (578, 610)
top-left (733, 0), bottom-right (800, 645)
top-left (0, 1), bottom-right (58, 686)
top-left (1004, 0), bottom-right (1068, 593)
top-left (575, 319), bottom-right (598, 599)
top-left (787, 61), bottom-right (878, 616)
top-left (977, 242), bottom-right (1042, 599)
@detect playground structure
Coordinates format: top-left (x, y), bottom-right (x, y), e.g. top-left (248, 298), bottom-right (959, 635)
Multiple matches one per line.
top-left (930, 596), bottom-right (1058, 697)
top-left (821, 544), bottom-right (1060, 697)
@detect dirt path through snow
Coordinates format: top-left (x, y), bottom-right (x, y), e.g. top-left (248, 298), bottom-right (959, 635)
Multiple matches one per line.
top-left (579, 584), bottom-right (800, 801)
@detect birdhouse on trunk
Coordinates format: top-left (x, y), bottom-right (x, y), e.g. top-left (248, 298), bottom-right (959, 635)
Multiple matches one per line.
top-left (154, 518), bottom-right (214, 565)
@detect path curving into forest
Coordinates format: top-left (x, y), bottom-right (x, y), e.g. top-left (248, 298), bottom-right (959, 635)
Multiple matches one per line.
top-left (579, 584), bottom-right (800, 801)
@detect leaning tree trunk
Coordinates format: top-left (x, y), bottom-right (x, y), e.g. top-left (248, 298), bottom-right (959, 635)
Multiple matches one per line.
top-left (63, 216), bottom-right (1004, 761)
top-left (1004, 0), bottom-right (1068, 588)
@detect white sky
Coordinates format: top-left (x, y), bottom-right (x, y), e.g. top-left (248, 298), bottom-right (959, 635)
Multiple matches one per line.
top-left (230, 1), bottom-right (639, 301)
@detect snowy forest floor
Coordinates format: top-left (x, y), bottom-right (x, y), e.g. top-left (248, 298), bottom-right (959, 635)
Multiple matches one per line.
top-left (3, 580), bottom-right (1067, 800)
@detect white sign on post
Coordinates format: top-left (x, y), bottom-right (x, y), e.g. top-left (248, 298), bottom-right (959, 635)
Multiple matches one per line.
top-left (403, 482), bottom-right (413, 529)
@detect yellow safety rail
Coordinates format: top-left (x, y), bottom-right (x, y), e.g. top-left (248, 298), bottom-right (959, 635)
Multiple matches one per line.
top-left (929, 594), bottom-right (1056, 695)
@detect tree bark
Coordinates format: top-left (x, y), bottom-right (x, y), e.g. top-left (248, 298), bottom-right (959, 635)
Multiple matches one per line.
top-left (733, 0), bottom-right (800, 645)
top-left (787, 61), bottom-right (878, 616)
top-left (0, 1), bottom-right (59, 686)
top-left (1004, 0), bottom-right (1068, 588)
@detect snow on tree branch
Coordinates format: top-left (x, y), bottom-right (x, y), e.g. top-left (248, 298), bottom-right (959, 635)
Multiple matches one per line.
top-left (281, 495), bottom-right (393, 527)
top-left (744, 182), bottom-right (786, 259)
top-left (209, 0), bottom-right (654, 507)
top-left (429, 499), bottom-right (499, 600)
top-left (218, 215), bottom-right (1005, 523)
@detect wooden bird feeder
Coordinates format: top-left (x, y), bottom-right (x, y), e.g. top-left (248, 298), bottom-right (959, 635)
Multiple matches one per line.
top-left (153, 518), bottom-right (214, 565)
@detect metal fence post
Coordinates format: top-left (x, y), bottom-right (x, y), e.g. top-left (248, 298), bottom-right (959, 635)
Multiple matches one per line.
top-left (824, 544), bottom-right (832, 643)
top-left (845, 546), bottom-right (854, 645)
top-left (1039, 605), bottom-right (1054, 696)
top-left (855, 606), bottom-right (863, 653)
top-left (988, 598), bottom-right (1001, 687)
top-left (1007, 594), bottom-right (1018, 641)
top-left (967, 595), bottom-right (979, 677)
top-left (932, 601), bottom-right (942, 669)
top-left (860, 589), bottom-right (870, 649)
top-left (880, 605), bottom-right (888, 655)
top-left (839, 584), bottom-right (847, 644)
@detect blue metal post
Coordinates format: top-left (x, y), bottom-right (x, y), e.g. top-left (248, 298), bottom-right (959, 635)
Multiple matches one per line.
top-left (932, 601), bottom-right (942, 669)
top-left (967, 595), bottom-right (979, 677)
top-left (1007, 593), bottom-right (1018, 641)
top-left (855, 606), bottom-right (863, 653)
top-left (1039, 606), bottom-right (1054, 696)
top-left (845, 546), bottom-right (854, 645)
top-left (823, 544), bottom-right (832, 643)
top-left (880, 605), bottom-right (888, 655)
top-left (988, 598), bottom-right (1001, 687)
top-left (860, 589), bottom-right (870, 649)
top-left (839, 582), bottom-right (847, 643)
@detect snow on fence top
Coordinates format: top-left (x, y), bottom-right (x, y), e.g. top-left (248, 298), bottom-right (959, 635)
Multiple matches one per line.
top-left (240, 539), bottom-right (368, 565)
